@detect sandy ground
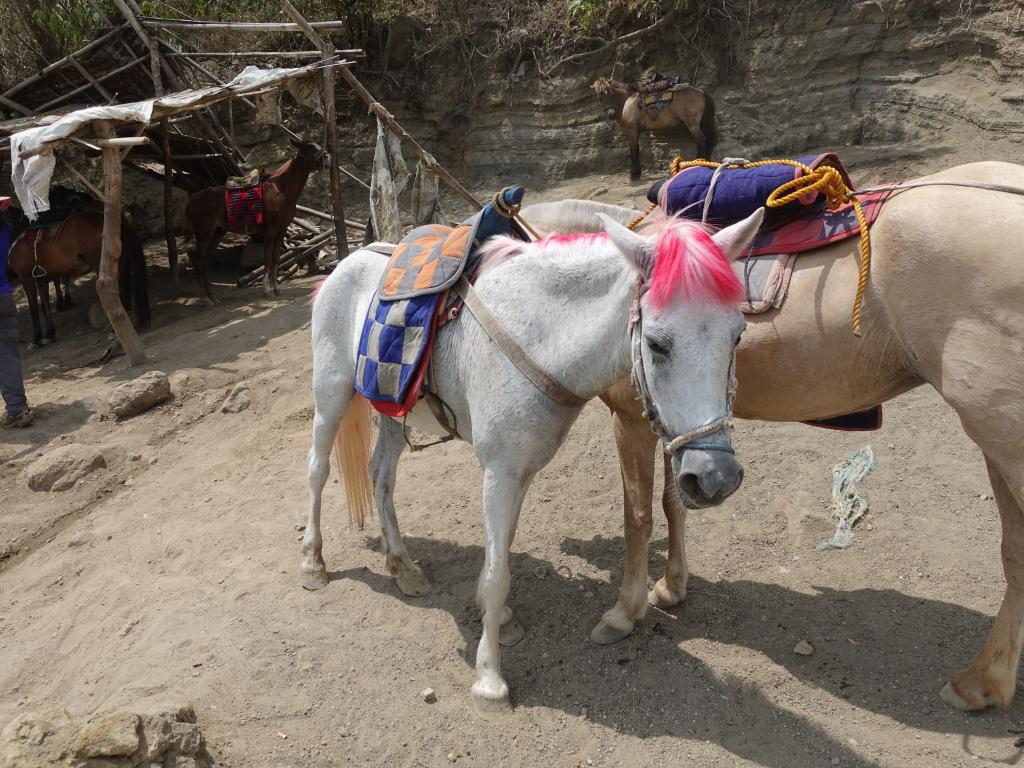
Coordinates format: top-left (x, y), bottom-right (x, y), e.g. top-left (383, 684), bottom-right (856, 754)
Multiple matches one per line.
top-left (3, 162), bottom-right (1024, 768)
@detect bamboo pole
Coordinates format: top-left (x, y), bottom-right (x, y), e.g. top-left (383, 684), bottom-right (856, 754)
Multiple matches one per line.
top-left (337, 68), bottom-right (483, 212)
top-left (139, 17), bottom-right (347, 32)
top-left (95, 121), bottom-right (147, 364)
top-left (295, 204), bottom-right (366, 230)
top-left (34, 55), bottom-right (148, 113)
top-left (2, 25), bottom-right (127, 99)
top-left (281, 0), bottom-right (349, 260)
top-left (165, 50), bottom-right (332, 60)
top-left (67, 55), bottom-right (115, 102)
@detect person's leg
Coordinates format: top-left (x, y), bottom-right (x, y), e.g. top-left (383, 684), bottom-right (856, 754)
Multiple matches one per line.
top-left (0, 291), bottom-right (31, 427)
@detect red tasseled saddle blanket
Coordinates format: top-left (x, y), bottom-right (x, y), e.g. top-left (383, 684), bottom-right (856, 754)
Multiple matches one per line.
top-left (224, 169), bottom-right (264, 233)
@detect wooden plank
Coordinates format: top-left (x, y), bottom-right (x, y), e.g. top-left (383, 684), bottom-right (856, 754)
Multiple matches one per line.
top-left (282, 0), bottom-right (349, 259)
top-left (139, 17), bottom-right (347, 32)
top-left (96, 121), bottom-right (147, 364)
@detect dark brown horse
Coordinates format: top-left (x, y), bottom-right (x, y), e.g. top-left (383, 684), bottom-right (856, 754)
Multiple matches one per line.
top-left (8, 209), bottom-right (150, 348)
top-left (592, 77), bottom-right (717, 179)
top-left (186, 138), bottom-right (324, 303)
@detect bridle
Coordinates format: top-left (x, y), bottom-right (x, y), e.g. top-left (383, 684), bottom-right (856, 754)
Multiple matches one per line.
top-left (628, 276), bottom-right (738, 456)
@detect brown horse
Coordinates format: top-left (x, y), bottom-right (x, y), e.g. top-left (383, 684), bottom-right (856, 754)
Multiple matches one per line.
top-left (8, 210), bottom-right (149, 348)
top-left (186, 138), bottom-right (324, 304)
top-left (592, 77), bottom-right (717, 180)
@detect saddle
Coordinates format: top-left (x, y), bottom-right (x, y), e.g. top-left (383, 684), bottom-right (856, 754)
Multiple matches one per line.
top-left (636, 73), bottom-right (679, 94)
top-left (224, 168), bottom-right (264, 233)
top-left (354, 187), bottom-right (530, 420)
top-left (649, 153), bottom-right (890, 431)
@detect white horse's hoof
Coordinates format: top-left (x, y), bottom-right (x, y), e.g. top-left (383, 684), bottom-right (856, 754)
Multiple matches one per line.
top-left (590, 619), bottom-right (634, 645)
top-left (301, 565), bottom-right (329, 591)
top-left (648, 578), bottom-right (685, 609)
top-left (471, 678), bottom-right (511, 717)
top-left (499, 616), bottom-right (526, 647)
top-left (396, 567), bottom-right (432, 597)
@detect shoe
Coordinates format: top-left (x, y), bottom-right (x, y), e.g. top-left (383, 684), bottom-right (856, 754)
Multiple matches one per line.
top-left (0, 409), bottom-right (33, 428)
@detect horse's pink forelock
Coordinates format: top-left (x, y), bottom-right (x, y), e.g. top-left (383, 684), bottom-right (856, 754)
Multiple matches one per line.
top-left (646, 220), bottom-right (742, 309)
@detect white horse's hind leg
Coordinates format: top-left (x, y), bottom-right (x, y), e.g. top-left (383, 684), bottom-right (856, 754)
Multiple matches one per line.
top-left (472, 467), bottom-right (529, 715)
top-left (372, 417), bottom-right (431, 597)
top-left (301, 386), bottom-right (350, 590)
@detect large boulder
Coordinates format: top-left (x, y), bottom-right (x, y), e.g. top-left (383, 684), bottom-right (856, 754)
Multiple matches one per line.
top-left (25, 444), bottom-right (106, 492)
top-left (0, 702), bottom-right (210, 768)
top-left (107, 372), bottom-right (171, 419)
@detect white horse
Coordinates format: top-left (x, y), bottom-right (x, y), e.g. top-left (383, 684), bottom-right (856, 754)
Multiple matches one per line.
top-left (301, 209), bottom-right (764, 712)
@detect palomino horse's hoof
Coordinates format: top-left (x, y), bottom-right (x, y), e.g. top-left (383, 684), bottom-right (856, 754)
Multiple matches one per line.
top-left (939, 667), bottom-right (1010, 711)
top-left (590, 619), bottom-right (634, 645)
top-left (471, 679), bottom-right (511, 718)
top-left (648, 578), bottom-right (686, 609)
top-left (396, 567), bottom-right (432, 597)
top-left (301, 566), bottom-right (330, 591)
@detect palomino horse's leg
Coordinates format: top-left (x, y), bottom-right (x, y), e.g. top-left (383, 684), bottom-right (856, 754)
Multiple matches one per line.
top-left (300, 382), bottom-right (351, 590)
top-left (371, 417), bottom-right (431, 597)
top-left (591, 387), bottom-right (659, 644)
top-left (652, 451), bottom-right (689, 607)
top-left (472, 466), bottom-right (530, 715)
top-left (942, 456), bottom-right (1024, 710)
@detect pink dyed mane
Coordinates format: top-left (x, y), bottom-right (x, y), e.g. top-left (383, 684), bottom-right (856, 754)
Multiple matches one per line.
top-left (646, 220), bottom-right (741, 308)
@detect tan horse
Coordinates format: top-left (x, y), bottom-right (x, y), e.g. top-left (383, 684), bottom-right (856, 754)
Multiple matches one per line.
top-left (592, 77), bottom-right (717, 180)
top-left (528, 161), bottom-right (1024, 712)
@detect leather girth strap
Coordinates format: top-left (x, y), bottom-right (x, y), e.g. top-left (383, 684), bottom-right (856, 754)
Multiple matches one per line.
top-left (453, 277), bottom-right (588, 409)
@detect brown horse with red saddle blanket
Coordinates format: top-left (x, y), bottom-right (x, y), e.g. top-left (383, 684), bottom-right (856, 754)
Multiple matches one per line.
top-left (186, 138), bottom-right (324, 304)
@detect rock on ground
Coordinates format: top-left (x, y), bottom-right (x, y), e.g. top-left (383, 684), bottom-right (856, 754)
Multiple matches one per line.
top-left (0, 702), bottom-right (210, 768)
top-left (25, 444), bottom-right (106, 492)
top-left (220, 383), bottom-right (252, 414)
top-left (107, 372), bottom-right (172, 419)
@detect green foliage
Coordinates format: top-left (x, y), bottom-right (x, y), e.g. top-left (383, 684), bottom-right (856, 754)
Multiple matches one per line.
top-left (566, 0), bottom-right (688, 29)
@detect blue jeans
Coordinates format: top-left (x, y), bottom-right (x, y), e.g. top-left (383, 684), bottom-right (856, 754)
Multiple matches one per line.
top-left (0, 291), bottom-right (28, 415)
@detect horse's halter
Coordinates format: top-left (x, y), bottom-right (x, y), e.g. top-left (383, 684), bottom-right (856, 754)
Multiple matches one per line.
top-left (628, 276), bottom-right (738, 456)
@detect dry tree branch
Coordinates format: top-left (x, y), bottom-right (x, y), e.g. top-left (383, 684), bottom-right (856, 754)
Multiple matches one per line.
top-left (538, 9), bottom-right (679, 78)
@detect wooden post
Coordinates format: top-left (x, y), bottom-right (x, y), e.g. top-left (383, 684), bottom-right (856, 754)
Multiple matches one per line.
top-left (96, 122), bottom-right (147, 365)
top-left (146, 34), bottom-right (179, 289)
top-left (281, 0), bottom-right (349, 259)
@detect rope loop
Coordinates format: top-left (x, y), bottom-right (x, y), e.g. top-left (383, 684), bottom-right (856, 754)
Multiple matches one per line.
top-left (665, 156), bottom-right (871, 335)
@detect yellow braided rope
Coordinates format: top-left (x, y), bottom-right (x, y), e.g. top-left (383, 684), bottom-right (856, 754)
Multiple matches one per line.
top-left (667, 157), bottom-right (872, 335)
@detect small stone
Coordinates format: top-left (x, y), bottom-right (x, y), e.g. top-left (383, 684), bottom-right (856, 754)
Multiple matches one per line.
top-left (447, 752), bottom-right (457, 762)
top-left (421, 688), bottom-right (436, 703)
top-left (793, 640), bottom-right (815, 656)
top-left (980, 493), bottom-right (991, 501)
top-left (220, 383), bottom-right (252, 414)
top-left (107, 371), bottom-right (172, 419)
top-left (72, 711), bottom-right (140, 758)
top-left (831, 759), bottom-right (841, 766)
top-left (294, 524), bottom-right (306, 532)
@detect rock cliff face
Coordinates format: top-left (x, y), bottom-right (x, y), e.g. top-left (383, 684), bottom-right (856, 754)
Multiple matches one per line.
top-left (334, 0), bottom-right (1024, 190)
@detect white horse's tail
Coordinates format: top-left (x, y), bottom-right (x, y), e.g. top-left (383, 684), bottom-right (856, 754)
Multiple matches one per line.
top-left (334, 393), bottom-right (374, 529)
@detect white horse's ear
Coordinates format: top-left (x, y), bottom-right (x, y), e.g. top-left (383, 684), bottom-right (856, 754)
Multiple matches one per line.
top-left (712, 208), bottom-right (765, 262)
top-left (597, 213), bottom-right (652, 275)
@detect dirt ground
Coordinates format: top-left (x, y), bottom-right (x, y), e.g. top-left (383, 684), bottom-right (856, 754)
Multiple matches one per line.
top-left (3, 163), bottom-right (1024, 768)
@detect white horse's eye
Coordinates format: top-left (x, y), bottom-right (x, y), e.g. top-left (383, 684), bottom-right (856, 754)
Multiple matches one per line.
top-left (646, 334), bottom-right (672, 357)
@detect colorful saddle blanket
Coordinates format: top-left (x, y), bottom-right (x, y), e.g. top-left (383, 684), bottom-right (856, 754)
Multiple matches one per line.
top-left (225, 168), bottom-right (264, 233)
top-left (354, 187), bottom-right (529, 417)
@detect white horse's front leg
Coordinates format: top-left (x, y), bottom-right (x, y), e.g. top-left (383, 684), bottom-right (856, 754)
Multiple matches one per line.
top-left (472, 466), bottom-right (529, 715)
